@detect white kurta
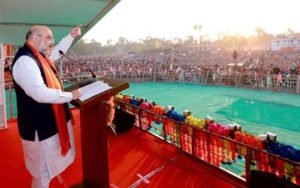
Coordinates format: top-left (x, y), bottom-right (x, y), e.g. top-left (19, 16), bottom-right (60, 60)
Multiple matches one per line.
top-left (12, 34), bottom-right (76, 184)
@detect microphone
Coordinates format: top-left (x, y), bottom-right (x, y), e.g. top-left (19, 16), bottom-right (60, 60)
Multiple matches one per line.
top-left (58, 50), bottom-right (97, 79)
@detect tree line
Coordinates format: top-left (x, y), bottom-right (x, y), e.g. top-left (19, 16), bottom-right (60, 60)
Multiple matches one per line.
top-left (70, 27), bottom-right (298, 56)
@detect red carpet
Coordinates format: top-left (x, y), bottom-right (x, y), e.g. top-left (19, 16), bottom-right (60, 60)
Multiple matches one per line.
top-left (0, 109), bottom-right (242, 188)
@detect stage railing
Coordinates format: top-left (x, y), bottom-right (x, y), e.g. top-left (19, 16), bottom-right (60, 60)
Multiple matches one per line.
top-left (99, 71), bottom-right (300, 94)
top-left (115, 99), bottom-right (300, 186)
top-left (4, 72), bottom-right (300, 121)
top-left (5, 84), bottom-right (16, 120)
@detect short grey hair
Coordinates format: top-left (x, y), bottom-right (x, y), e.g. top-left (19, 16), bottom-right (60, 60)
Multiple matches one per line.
top-left (25, 25), bottom-right (48, 40)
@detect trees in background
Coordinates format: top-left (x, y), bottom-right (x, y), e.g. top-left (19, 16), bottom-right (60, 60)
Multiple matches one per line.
top-left (70, 27), bottom-right (294, 56)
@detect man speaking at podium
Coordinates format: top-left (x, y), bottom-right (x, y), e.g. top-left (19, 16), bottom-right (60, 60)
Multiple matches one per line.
top-left (12, 25), bottom-right (81, 188)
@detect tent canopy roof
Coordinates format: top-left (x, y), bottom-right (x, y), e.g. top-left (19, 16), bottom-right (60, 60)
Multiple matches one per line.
top-left (0, 0), bottom-right (120, 46)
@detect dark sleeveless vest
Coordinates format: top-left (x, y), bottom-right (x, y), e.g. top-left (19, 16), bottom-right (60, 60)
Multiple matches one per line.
top-left (12, 45), bottom-right (71, 141)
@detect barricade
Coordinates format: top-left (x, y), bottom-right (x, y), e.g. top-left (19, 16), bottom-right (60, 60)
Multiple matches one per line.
top-left (115, 99), bottom-right (300, 186)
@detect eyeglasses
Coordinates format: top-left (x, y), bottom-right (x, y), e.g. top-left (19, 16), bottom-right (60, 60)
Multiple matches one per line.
top-left (37, 34), bottom-right (54, 41)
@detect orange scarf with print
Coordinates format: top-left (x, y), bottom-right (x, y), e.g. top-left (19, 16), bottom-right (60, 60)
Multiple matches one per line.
top-left (26, 42), bottom-right (71, 156)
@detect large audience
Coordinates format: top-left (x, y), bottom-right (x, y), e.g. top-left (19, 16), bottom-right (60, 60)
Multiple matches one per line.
top-left (62, 48), bottom-right (300, 79)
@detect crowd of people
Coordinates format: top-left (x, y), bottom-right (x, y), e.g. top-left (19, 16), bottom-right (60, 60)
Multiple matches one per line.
top-left (61, 48), bottom-right (300, 80)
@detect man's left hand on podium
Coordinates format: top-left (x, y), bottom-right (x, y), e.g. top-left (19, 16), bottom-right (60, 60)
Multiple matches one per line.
top-left (71, 89), bottom-right (81, 100)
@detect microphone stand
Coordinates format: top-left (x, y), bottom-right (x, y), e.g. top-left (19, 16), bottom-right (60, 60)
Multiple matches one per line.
top-left (59, 50), bottom-right (97, 87)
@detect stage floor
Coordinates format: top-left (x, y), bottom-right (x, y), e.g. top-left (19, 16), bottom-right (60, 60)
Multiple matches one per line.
top-left (0, 108), bottom-right (243, 188)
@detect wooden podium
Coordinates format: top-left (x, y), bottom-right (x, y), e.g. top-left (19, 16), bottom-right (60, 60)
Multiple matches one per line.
top-left (68, 77), bottom-right (129, 188)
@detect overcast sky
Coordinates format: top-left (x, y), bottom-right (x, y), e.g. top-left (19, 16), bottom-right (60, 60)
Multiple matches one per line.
top-left (83, 0), bottom-right (300, 44)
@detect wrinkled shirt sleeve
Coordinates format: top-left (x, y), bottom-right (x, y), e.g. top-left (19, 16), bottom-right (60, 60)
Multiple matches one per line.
top-left (12, 56), bottom-right (72, 104)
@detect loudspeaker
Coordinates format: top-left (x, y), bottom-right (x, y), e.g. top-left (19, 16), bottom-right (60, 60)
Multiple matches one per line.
top-left (111, 108), bottom-right (135, 134)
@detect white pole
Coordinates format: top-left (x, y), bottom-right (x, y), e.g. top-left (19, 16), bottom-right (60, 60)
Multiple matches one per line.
top-left (297, 75), bottom-right (300, 94)
top-left (0, 43), bottom-right (8, 128)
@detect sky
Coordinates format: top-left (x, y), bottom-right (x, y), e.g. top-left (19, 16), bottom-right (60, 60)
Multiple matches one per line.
top-left (83, 0), bottom-right (300, 44)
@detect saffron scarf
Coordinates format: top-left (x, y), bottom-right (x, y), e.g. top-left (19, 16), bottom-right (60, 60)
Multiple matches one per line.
top-left (26, 42), bottom-right (71, 156)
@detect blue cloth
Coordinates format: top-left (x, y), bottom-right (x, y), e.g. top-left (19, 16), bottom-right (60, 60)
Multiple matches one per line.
top-left (167, 110), bottom-right (186, 122)
top-left (267, 142), bottom-right (300, 162)
top-left (130, 99), bottom-right (140, 106)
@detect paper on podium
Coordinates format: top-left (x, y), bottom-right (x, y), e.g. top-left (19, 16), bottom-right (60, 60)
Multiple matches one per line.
top-left (79, 80), bottom-right (112, 101)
